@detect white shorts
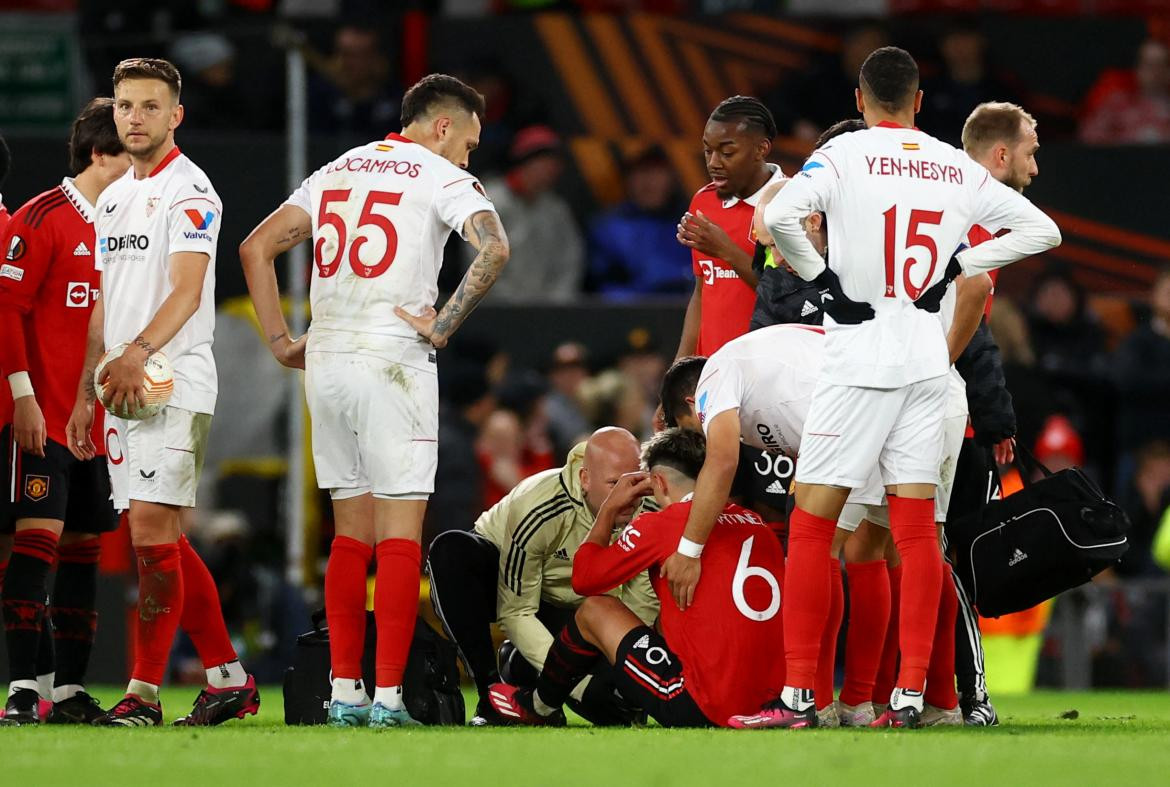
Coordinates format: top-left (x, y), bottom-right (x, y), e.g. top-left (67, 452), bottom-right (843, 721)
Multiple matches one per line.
top-left (105, 406), bottom-right (211, 511)
top-left (305, 346), bottom-right (438, 500)
top-left (797, 375), bottom-right (949, 491)
top-left (836, 410), bottom-right (968, 532)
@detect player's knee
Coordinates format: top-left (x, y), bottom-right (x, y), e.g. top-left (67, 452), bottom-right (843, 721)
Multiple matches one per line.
top-left (576, 596), bottom-right (617, 633)
top-left (426, 530), bottom-right (464, 576)
top-left (59, 531), bottom-right (98, 547)
top-left (127, 506), bottom-right (180, 546)
top-left (845, 519), bottom-right (891, 562)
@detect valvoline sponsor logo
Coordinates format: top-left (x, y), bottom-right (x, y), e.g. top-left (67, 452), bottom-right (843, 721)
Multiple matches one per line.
top-left (183, 208), bottom-right (216, 240)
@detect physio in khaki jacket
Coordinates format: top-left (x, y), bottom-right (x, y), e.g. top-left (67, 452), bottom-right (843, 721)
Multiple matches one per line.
top-left (428, 427), bottom-right (658, 725)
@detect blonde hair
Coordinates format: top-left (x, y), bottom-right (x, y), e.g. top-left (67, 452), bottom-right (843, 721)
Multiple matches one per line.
top-left (962, 102), bottom-right (1037, 157)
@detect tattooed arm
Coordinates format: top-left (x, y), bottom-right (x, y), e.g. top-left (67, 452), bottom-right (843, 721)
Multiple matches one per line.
top-left (239, 203), bottom-right (313, 369)
top-left (394, 210), bottom-right (510, 349)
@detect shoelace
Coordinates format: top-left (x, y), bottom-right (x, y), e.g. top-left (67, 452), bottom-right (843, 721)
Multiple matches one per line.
top-left (110, 697), bottom-right (144, 716)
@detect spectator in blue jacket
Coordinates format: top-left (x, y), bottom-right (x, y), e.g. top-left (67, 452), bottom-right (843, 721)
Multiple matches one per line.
top-left (587, 146), bottom-right (693, 298)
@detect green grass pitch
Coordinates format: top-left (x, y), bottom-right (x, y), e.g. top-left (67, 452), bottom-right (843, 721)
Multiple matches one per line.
top-left (6, 688), bottom-right (1170, 786)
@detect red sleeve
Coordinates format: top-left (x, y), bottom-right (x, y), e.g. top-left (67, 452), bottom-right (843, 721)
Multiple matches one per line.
top-left (0, 309), bottom-right (29, 376)
top-left (0, 209), bottom-right (54, 375)
top-left (572, 512), bottom-right (674, 596)
top-left (0, 208), bottom-right (55, 314)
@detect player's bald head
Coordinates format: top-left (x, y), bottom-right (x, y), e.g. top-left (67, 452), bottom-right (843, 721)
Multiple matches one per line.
top-left (583, 427), bottom-right (641, 473)
top-left (859, 46), bottom-right (919, 113)
top-left (580, 427), bottom-right (643, 522)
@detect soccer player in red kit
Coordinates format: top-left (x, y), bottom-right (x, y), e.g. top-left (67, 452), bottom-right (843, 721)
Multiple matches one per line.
top-left (0, 99), bottom-right (130, 725)
top-left (488, 428), bottom-right (785, 728)
top-left (675, 97), bottom-right (784, 358)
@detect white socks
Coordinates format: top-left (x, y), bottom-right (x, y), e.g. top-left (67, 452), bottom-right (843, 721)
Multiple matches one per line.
top-left (207, 660), bottom-right (248, 689)
top-left (373, 685), bottom-right (404, 711)
top-left (781, 686), bottom-right (815, 712)
top-left (9, 679), bottom-right (38, 697)
top-left (532, 690), bottom-right (558, 717)
top-left (53, 684), bottom-right (85, 703)
top-left (890, 687), bottom-right (924, 712)
top-left (127, 679), bottom-right (160, 703)
top-left (331, 677), bottom-right (369, 705)
top-left (37, 672), bottom-right (54, 701)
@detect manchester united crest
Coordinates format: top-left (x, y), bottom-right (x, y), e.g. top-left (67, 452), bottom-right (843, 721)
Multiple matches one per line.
top-left (25, 475), bottom-right (49, 502)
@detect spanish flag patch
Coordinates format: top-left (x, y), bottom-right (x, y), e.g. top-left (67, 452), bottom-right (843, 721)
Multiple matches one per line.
top-left (375, 143), bottom-right (394, 152)
top-left (902, 142), bottom-right (920, 151)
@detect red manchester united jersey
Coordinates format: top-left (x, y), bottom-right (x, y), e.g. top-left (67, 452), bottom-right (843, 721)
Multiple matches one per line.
top-left (574, 498), bottom-right (786, 726)
top-left (0, 180), bottom-right (105, 451)
top-left (966, 224), bottom-right (1000, 319)
top-left (688, 165), bottom-right (784, 356)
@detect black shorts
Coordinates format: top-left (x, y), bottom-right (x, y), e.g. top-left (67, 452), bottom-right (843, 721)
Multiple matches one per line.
top-left (731, 444), bottom-right (793, 523)
top-left (613, 626), bottom-right (712, 728)
top-left (2, 425), bottom-right (118, 534)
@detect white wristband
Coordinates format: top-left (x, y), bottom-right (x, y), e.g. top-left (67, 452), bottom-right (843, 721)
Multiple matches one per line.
top-left (7, 371), bottom-right (34, 400)
top-left (677, 537), bottom-right (704, 559)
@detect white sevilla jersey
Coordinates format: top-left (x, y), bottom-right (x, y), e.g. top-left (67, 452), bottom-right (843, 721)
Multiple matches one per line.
top-left (95, 147), bottom-right (220, 414)
top-left (765, 122), bottom-right (1060, 388)
top-left (285, 133), bottom-right (495, 354)
top-left (695, 324), bottom-right (826, 457)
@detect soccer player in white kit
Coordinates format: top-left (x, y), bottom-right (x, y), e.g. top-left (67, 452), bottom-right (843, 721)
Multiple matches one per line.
top-left (240, 74), bottom-right (509, 727)
top-left (65, 58), bottom-right (258, 726)
top-left (739, 47), bottom-right (1060, 728)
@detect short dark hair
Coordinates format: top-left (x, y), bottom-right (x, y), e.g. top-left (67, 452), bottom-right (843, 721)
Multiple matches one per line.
top-left (962, 101), bottom-right (1037, 157)
top-left (642, 427), bottom-right (706, 481)
top-left (401, 73), bottom-right (485, 126)
top-left (709, 95), bottom-right (777, 140)
top-left (859, 46), bottom-right (919, 113)
top-left (68, 97), bottom-right (123, 176)
top-left (815, 118), bottom-right (866, 150)
top-left (659, 356), bottom-right (707, 428)
top-left (0, 134), bottom-right (9, 189)
top-left (113, 57), bottom-right (182, 100)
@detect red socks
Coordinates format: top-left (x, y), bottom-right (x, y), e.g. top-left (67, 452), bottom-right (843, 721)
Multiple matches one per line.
top-left (873, 562), bottom-right (902, 703)
top-left (178, 535), bottom-right (238, 669)
top-left (840, 559), bottom-right (891, 707)
top-left (782, 507), bottom-right (837, 690)
top-left (374, 539), bottom-right (421, 687)
top-left (816, 558), bottom-right (844, 709)
top-left (925, 563), bottom-right (959, 710)
top-left (888, 496), bottom-right (943, 692)
top-left (132, 543), bottom-right (183, 686)
top-left (325, 536), bottom-right (373, 680)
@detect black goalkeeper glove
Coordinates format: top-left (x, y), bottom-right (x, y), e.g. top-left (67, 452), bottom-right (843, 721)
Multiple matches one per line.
top-left (913, 254), bottom-right (964, 313)
top-left (813, 267), bottom-right (874, 325)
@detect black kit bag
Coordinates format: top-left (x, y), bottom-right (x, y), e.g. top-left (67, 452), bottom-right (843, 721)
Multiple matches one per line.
top-left (283, 610), bottom-right (465, 725)
top-left (949, 446), bottom-right (1130, 618)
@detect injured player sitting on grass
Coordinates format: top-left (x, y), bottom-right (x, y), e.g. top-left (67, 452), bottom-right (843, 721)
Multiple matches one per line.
top-left (488, 428), bottom-right (785, 728)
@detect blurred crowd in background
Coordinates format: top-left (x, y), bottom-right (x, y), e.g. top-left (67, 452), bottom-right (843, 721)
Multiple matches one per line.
top-left (5, 0), bottom-right (1169, 688)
